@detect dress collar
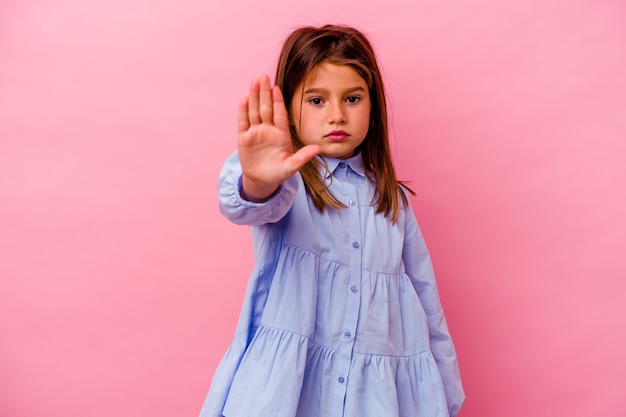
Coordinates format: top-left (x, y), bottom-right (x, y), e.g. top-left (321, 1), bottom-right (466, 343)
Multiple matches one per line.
top-left (318, 153), bottom-right (366, 179)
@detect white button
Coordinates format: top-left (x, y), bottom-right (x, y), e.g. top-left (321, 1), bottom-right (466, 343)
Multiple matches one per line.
top-left (350, 286), bottom-right (358, 293)
top-left (349, 199), bottom-right (355, 205)
top-left (338, 377), bottom-right (345, 383)
top-left (352, 242), bottom-right (360, 249)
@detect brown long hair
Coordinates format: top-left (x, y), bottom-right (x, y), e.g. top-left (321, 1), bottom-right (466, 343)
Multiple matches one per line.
top-left (275, 24), bottom-right (413, 223)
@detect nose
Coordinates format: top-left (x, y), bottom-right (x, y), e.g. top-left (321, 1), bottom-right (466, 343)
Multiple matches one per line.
top-left (328, 101), bottom-right (346, 124)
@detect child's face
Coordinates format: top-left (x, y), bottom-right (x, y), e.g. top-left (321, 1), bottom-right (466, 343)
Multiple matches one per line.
top-left (290, 62), bottom-right (371, 160)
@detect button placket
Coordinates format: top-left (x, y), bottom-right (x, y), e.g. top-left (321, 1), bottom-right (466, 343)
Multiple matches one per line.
top-left (328, 159), bottom-right (363, 412)
top-left (336, 178), bottom-right (362, 395)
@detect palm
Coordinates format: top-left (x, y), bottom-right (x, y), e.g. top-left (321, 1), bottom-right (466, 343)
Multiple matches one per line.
top-left (237, 75), bottom-right (320, 199)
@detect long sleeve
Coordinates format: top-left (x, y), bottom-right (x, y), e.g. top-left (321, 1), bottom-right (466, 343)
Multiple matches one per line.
top-left (402, 203), bottom-right (465, 417)
top-left (218, 151), bottom-right (299, 226)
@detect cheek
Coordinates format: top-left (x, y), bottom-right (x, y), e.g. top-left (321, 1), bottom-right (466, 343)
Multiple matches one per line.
top-left (360, 109), bottom-right (372, 131)
top-left (295, 107), bottom-right (315, 132)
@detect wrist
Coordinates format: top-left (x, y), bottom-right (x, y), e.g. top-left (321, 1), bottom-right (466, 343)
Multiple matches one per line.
top-left (240, 175), bottom-right (279, 203)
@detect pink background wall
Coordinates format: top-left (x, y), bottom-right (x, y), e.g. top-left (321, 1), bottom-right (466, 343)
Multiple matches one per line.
top-left (1, 0), bottom-right (625, 416)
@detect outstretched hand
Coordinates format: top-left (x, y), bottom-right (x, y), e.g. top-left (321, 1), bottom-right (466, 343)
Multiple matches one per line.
top-left (238, 74), bottom-right (320, 201)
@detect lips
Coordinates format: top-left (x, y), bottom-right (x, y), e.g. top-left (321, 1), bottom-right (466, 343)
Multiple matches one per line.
top-left (325, 130), bottom-right (349, 141)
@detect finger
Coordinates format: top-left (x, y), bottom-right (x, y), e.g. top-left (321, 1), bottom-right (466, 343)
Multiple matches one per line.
top-left (237, 96), bottom-right (250, 134)
top-left (284, 144), bottom-right (321, 176)
top-left (259, 74), bottom-right (273, 124)
top-left (272, 86), bottom-right (290, 131)
top-left (248, 79), bottom-right (261, 125)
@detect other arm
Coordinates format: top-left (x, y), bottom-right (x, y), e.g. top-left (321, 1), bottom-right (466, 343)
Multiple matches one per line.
top-left (402, 202), bottom-right (465, 416)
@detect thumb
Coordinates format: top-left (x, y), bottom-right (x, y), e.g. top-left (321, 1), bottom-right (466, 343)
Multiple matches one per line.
top-left (284, 145), bottom-right (321, 176)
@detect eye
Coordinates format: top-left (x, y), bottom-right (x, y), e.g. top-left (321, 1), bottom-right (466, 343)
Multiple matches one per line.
top-left (346, 96), bottom-right (361, 104)
top-left (309, 97), bottom-right (324, 105)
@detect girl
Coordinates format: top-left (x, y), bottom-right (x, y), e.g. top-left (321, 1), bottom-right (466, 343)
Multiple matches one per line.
top-left (200, 25), bottom-right (465, 417)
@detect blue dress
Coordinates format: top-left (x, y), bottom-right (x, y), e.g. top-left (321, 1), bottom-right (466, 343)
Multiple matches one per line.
top-left (200, 152), bottom-right (465, 417)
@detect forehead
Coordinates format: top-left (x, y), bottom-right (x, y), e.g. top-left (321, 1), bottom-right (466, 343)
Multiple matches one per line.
top-left (303, 62), bottom-right (368, 89)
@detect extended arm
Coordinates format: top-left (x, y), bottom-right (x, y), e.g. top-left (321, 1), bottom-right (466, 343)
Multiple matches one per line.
top-left (218, 75), bottom-right (319, 226)
top-left (237, 74), bottom-right (319, 201)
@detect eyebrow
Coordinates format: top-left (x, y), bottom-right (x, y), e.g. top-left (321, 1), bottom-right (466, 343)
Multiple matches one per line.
top-left (303, 86), bottom-right (367, 95)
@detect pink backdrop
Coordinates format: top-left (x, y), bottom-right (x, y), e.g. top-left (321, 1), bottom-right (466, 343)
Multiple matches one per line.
top-left (1, 0), bottom-right (625, 416)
